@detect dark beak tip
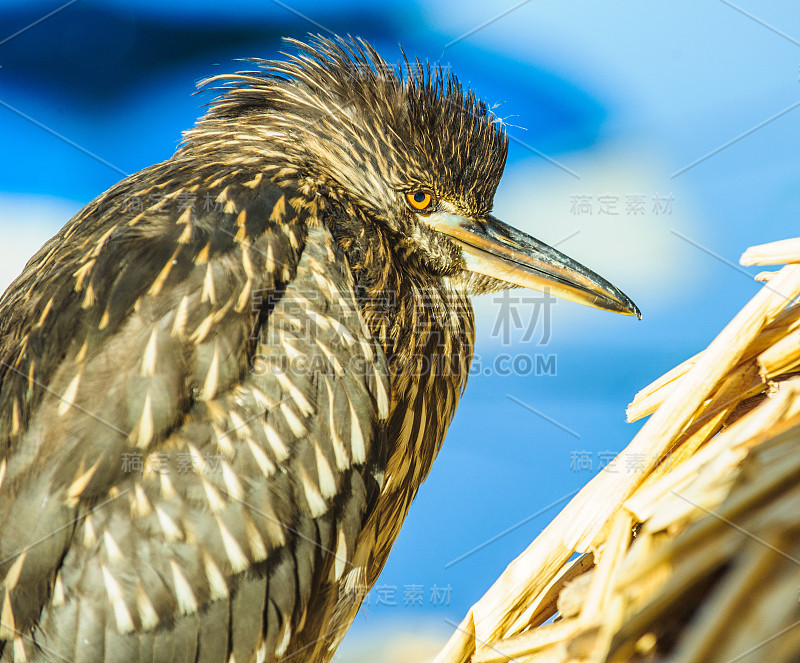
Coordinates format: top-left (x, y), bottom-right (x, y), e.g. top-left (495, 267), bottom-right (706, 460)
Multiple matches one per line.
top-left (619, 297), bottom-right (642, 320)
top-left (597, 290), bottom-right (640, 319)
top-left (624, 300), bottom-right (642, 320)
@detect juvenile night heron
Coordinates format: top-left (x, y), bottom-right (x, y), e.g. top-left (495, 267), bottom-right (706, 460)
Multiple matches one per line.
top-left (0, 36), bottom-right (639, 662)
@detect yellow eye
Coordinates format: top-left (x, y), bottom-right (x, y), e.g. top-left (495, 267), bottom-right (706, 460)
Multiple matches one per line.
top-left (405, 190), bottom-right (433, 212)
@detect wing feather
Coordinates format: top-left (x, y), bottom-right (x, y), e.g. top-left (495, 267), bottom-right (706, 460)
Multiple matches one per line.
top-left (0, 168), bottom-right (389, 663)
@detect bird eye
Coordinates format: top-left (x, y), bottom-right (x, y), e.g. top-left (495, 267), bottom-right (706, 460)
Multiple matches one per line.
top-left (405, 191), bottom-right (434, 212)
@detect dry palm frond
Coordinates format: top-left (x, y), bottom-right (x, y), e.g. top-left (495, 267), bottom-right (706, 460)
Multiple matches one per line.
top-left (433, 237), bottom-right (800, 663)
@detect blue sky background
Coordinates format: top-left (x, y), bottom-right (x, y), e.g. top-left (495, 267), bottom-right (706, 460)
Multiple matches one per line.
top-left (1, 1), bottom-right (799, 659)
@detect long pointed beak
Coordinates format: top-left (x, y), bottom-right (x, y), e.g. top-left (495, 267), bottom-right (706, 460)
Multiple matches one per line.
top-left (425, 212), bottom-right (641, 318)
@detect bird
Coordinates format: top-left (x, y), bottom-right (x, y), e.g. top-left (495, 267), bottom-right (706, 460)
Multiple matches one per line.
top-left (0, 35), bottom-right (640, 663)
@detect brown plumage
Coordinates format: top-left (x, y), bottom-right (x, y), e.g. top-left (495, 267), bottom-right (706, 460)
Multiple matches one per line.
top-left (0, 36), bottom-right (638, 662)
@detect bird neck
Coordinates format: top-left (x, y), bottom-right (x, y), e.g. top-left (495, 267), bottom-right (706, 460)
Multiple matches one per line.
top-left (324, 202), bottom-right (475, 494)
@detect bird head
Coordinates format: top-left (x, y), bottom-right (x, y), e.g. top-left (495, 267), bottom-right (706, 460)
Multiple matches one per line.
top-left (190, 36), bottom-right (640, 318)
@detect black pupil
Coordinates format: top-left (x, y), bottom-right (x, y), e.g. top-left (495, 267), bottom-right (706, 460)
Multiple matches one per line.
top-left (413, 192), bottom-right (427, 204)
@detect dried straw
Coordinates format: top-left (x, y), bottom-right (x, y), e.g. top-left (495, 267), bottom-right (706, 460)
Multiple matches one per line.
top-left (433, 237), bottom-right (800, 663)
